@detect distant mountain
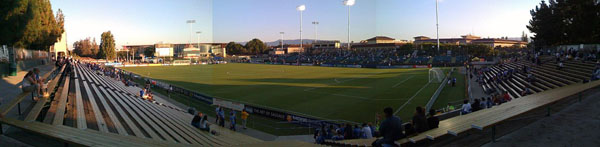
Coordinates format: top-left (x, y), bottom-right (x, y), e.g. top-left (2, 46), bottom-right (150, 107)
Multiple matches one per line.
top-left (237, 39), bottom-right (337, 46)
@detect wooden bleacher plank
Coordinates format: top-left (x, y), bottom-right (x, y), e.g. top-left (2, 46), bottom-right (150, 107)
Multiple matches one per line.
top-left (118, 93), bottom-right (226, 145)
top-left (116, 92), bottom-right (200, 145)
top-left (104, 88), bottom-right (166, 142)
top-left (81, 81), bottom-right (110, 133)
top-left (51, 77), bottom-right (70, 125)
top-left (89, 81), bottom-right (128, 135)
top-left (98, 86), bottom-right (145, 138)
top-left (110, 90), bottom-right (190, 144)
top-left (0, 118), bottom-right (186, 147)
top-left (74, 79), bottom-right (87, 129)
top-left (471, 81), bottom-right (600, 130)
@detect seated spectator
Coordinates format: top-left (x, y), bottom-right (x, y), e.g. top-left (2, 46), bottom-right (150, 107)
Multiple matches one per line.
top-left (403, 123), bottom-right (416, 137)
top-left (191, 112), bottom-right (202, 128)
top-left (461, 100), bottom-right (472, 115)
top-left (591, 68), bottom-right (600, 81)
top-left (344, 123), bottom-right (353, 139)
top-left (412, 106), bottom-right (429, 133)
top-left (331, 130), bottom-right (345, 141)
top-left (362, 123), bottom-right (373, 139)
top-left (22, 71), bottom-right (39, 101)
top-left (372, 107), bottom-right (404, 147)
top-left (503, 92), bottom-right (511, 102)
top-left (353, 125), bottom-right (362, 139)
top-left (521, 87), bottom-right (531, 96)
top-left (472, 99), bottom-right (481, 112)
top-left (427, 109), bottom-right (439, 129)
top-left (487, 97), bottom-right (494, 108)
top-left (445, 103), bottom-right (455, 112)
top-left (199, 115), bottom-right (210, 132)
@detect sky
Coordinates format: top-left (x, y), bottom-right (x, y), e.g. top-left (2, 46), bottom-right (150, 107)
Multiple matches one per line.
top-left (50, 0), bottom-right (540, 48)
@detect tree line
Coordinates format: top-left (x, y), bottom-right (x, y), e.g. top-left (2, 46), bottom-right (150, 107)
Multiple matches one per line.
top-left (0, 0), bottom-right (65, 50)
top-left (72, 31), bottom-right (116, 60)
top-left (527, 0), bottom-right (600, 49)
top-left (225, 38), bottom-right (269, 55)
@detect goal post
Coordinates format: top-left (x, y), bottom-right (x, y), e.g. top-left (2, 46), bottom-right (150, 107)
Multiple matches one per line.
top-left (429, 68), bottom-right (445, 83)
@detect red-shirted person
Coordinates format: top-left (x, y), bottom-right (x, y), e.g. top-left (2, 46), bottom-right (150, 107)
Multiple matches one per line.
top-left (503, 92), bottom-right (511, 102)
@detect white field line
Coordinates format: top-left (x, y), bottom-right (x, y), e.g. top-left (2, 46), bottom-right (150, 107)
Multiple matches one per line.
top-left (392, 76), bottom-right (415, 88)
top-left (394, 82), bottom-right (431, 115)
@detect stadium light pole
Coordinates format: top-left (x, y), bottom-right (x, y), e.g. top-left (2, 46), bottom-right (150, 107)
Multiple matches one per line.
top-left (297, 5), bottom-right (306, 50)
top-left (435, 0), bottom-right (440, 52)
top-left (344, 0), bottom-right (355, 50)
top-left (186, 20), bottom-right (196, 47)
top-left (312, 21), bottom-right (319, 44)
top-left (196, 31), bottom-right (202, 49)
top-left (280, 32), bottom-right (285, 49)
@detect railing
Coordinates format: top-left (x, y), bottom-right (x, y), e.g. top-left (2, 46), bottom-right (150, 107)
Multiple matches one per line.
top-left (425, 67), bottom-right (454, 112)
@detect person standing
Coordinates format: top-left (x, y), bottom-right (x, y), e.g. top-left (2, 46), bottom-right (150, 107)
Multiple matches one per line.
top-left (218, 108), bottom-right (225, 127)
top-left (241, 109), bottom-right (249, 129)
top-left (412, 107), bottom-right (429, 133)
top-left (229, 111), bottom-right (236, 131)
top-left (215, 106), bottom-right (221, 124)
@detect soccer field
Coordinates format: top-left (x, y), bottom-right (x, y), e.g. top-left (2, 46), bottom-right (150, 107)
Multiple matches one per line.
top-left (121, 63), bottom-right (443, 123)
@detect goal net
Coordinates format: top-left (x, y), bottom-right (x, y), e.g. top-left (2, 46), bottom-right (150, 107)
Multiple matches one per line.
top-left (429, 68), bottom-right (445, 83)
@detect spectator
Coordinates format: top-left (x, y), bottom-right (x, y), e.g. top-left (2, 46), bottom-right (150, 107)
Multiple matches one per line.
top-left (229, 111), bottom-right (236, 131)
top-left (412, 106), bottom-right (429, 133)
top-left (503, 92), bottom-right (511, 102)
top-left (427, 109), bottom-right (439, 129)
top-left (480, 98), bottom-right (488, 109)
top-left (362, 123), bottom-right (373, 139)
top-left (241, 109), bottom-right (249, 129)
top-left (353, 125), bottom-right (362, 139)
top-left (22, 71), bottom-right (39, 101)
top-left (487, 97), bottom-right (494, 108)
top-left (344, 123), bottom-right (353, 139)
top-left (199, 115), bottom-right (210, 132)
top-left (472, 99), bottom-right (481, 112)
top-left (445, 103), bottom-right (455, 112)
top-left (191, 112), bottom-right (202, 128)
top-left (461, 100), bottom-right (472, 115)
top-left (218, 108), bottom-right (225, 127)
top-left (372, 107), bottom-right (404, 147)
top-left (332, 130), bottom-right (344, 141)
top-left (33, 68), bottom-right (45, 96)
top-left (215, 106), bottom-right (221, 124)
top-left (403, 123), bottom-right (416, 137)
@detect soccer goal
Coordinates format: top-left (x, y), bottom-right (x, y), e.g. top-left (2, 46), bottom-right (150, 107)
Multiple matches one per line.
top-left (429, 68), bottom-right (445, 83)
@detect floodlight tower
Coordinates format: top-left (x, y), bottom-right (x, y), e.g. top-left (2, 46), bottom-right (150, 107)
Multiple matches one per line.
top-left (312, 21), bottom-right (319, 44)
top-left (297, 5), bottom-right (306, 50)
top-left (343, 0), bottom-right (355, 50)
top-left (186, 20), bottom-right (196, 47)
top-left (435, 0), bottom-right (440, 52)
top-left (196, 31), bottom-right (202, 49)
top-left (280, 32), bottom-right (285, 49)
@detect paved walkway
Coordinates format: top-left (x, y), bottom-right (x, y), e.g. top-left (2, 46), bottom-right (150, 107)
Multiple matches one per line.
top-left (482, 88), bottom-right (600, 147)
top-left (467, 66), bottom-right (489, 102)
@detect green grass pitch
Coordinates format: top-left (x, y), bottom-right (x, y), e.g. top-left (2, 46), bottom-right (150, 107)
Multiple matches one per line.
top-left (121, 63), bottom-right (446, 123)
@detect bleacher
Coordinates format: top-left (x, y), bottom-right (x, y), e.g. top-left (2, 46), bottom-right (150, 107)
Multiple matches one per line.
top-left (0, 62), bottom-right (268, 146)
top-left (325, 56), bottom-right (600, 147)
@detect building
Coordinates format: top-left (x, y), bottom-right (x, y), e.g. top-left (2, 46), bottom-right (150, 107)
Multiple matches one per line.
top-left (352, 36), bottom-right (409, 50)
top-left (155, 43), bottom-right (174, 57)
top-left (123, 43), bottom-right (226, 58)
top-left (312, 40), bottom-right (341, 49)
top-left (50, 32), bottom-right (68, 59)
top-left (413, 34), bottom-right (527, 48)
top-left (269, 44), bottom-right (305, 55)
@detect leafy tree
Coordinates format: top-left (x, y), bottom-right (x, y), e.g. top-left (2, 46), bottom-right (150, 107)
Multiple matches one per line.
top-left (72, 37), bottom-right (99, 58)
top-left (245, 38), bottom-right (268, 55)
top-left (98, 31), bottom-right (116, 60)
top-left (225, 42), bottom-right (246, 55)
top-left (143, 47), bottom-right (155, 57)
top-left (0, 0), bottom-right (65, 50)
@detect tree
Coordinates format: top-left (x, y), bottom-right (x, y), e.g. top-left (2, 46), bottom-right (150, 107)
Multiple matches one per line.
top-left (521, 31), bottom-right (528, 42)
top-left (143, 47), bottom-right (155, 57)
top-left (0, 0), bottom-right (64, 50)
top-left (225, 42), bottom-right (246, 55)
top-left (245, 39), bottom-right (268, 55)
top-left (98, 31), bottom-right (116, 60)
top-left (72, 37), bottom-right (98, 58)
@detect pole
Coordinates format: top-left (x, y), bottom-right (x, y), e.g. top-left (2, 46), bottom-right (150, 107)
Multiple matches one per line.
top-left (280, 32), bottom-right (284, 50)
top-left (436, 0), bottom-right (440, 52)
top-left (300, 11), bottom-right (303, 50)
top-left (347, 6), bottom-right (351, 50)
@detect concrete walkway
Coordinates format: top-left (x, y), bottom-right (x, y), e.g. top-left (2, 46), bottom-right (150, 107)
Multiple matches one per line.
top-left (467, 66), bottom-right (490, 102)
top-left (482, 88), bottom-right (600, 147)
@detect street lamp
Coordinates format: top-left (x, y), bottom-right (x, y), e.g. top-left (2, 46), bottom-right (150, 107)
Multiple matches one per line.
top-left (297, 5), bottom-right (306, 50)
top-left (312, 21), bottom-right (319, 44)
top-left (186, 20), bottom-right (196, 47)
top-left (196, 31), bottom-right (202, 49)
top-left (343, 0), bottom-right (355, 50)
top-left (280, 32), bottom-right (285, 50)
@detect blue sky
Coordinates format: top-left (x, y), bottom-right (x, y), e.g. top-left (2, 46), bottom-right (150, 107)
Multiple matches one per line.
top-left (50, 0), bottom-right (540, 48)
